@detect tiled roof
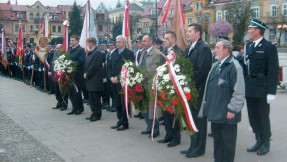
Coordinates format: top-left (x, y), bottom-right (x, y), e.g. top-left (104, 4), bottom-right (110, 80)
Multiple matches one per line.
top-left (0, 3), bottom-right (11, 11)
top-left (11, 4), bottom-right (27, 12)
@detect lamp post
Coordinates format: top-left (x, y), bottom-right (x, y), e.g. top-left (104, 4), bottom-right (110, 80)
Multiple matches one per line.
top-left (155, 0), bottom-right (158, 38)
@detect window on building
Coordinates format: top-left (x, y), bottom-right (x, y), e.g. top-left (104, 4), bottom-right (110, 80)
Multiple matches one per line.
top-left (16, 13), bottom-right (22, 19)
top-left (58, 26), bottom-right (61, 32)
top-left (54, 15), bottom-right (59, 20)
top-left (30, 38), bottom-right (34, 43)
top-left (52, 26), bottom-right (56, 32)
top-left (36, 13), bottom-right (40, 19)
top-left (15, 24), bottom-right (19, 32)
top-left (251, 7), bottom-right (260, 19)
top-left (216, 11), bottom-right (222, 21)
top-left (196, 2), bottom-right (202, 11)
top-left (29, 13), bottom-right (33, 19)
top-left (98, 25), bottom-right (103, 31)
top-left (196, 16), bottom-right (201, 23)
top-left (269, 28), bottom-right (276, 40)
top-left (283, 3), bottom-right (287, 16)
top-left (224, 10), bottom-right (229, 21)
top-left (204, 15), bottom-right (211, 23)
top-left (30, 25), bottom-right (34, 32)
top-left (270, 4), bottom-right (277, 17)
top-left (187, 17), bottom-right (192, 25)
top-left (22, 24), bottom-right (25, 32)
top-left (36, 25), bottom-right (39, 29)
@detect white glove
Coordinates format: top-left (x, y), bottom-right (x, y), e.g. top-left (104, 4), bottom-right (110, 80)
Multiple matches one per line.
top-left (43, 68), bottom-right (45, 72)
top-left (28, 66), bottom-right (30, 70)
top-left (103, 78), bottom-right (107, 83)
top-left (11, 63), bottom-right (13, 65)
top-left (48, 72), bottom-right (52, 78)
top-left (38, 68), bottom-right (42, 72)
top-left (267, 94), bottom-right (276, 104)
top-left (31, 65), bottom-right (34, 69)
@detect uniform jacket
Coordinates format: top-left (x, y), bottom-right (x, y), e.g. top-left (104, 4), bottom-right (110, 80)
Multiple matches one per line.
top-left (198, 56), bottom-right (245, 124)
top-left (85, 47), bottom-right (105, 92)
top-left (68, 45), bottom-right (86, 87)
top-left (183, 38), bottom-right (212, 108)
top-left (139, 46), bottom-right (164, 119)
top-left (245, 38), bottom-right (279, 97)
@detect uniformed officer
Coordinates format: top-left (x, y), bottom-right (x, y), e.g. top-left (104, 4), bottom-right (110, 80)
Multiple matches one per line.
top-left (106, 40), bottom-right (117, 112)
top-left (24, 44), bottom-right (32, 84)
top-left (245, 19), bottom-right (279, 155)
top-left (99, 40), bottom-right (111, 110)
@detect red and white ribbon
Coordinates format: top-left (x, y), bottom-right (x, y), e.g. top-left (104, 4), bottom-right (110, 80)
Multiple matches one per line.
top-left (121, 67), bottom-right (130, 118)
top-left (151, 63), bottom-right (167, 141)
top-left (166, 51), bottom-right (198, 133)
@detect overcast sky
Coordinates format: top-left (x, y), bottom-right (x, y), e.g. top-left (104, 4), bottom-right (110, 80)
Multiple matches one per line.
top-left (0, 0), bottom-right (125, 10)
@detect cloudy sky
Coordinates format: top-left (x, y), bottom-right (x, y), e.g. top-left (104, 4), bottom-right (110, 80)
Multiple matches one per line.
top-left (0, 0), bottom-right (125, 9)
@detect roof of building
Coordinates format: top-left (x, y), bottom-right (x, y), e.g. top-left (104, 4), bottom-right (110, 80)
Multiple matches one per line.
top-left (11, 4), bottom-right (27, 12)
top-left (0, 3), bottom-right (12, 11)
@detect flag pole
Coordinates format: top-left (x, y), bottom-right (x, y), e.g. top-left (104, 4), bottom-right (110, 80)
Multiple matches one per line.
top-left (43, 62), bottom-right (47, 92)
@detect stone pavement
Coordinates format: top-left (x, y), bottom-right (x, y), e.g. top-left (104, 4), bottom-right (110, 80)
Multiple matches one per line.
top-left (0, 76), bottom-right (287, 162)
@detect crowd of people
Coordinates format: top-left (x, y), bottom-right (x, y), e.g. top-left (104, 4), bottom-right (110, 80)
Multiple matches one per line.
top-left (0, 19), bottom-right (279, 162)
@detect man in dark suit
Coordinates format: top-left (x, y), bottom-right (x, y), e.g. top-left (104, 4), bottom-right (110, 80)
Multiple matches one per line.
top-left (110, 35), bottom-right (135, 131)
top-left (181, 24), bottom-right (212, 158)
top-left (67, 35), bottom-right (86, 115)
top-left (46, 42), bottom-right (55, 94)
top-left (245, 19), bottom-right (279, 155)
top-left (51, 44), bottom-right (68, 111)
top-left (84, 37), bottom-right (105, 122)
top-left (157, 31), bottom-right (182, 147)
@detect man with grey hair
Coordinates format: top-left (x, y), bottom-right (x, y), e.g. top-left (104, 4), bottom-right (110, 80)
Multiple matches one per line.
top-left (198, 39), bottom-right (245, 162)
top-left (110, 35), bottom-right (135, 131)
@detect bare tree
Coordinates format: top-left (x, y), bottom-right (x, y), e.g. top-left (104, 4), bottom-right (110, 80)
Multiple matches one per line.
top-left (266, 6), bottom-right (287, 47)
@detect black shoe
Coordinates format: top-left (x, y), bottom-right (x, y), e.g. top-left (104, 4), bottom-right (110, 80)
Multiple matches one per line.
top-left (208, 133), bottom-right (213, 137)
top-left (52, 106), bottom-right (60, 109)
top-left (167, 141), bottom-right (180, 147)
top-left (111, 125), bottom-right (121, 129)
top-left (149, 133), bottom-right (159, 138)
top-left (247, 142), bottom-right (262, 152)
top-left (90, 116), bottom-right (100, 122)
top-left (67, 111), bottom-right (75, 115)
top-left (157, 138), bottom-right (172, 143)
top-left (74, 110), bottom-right (84, 115)
top-left (257, 143), bottom-right (269, 155)
top-left (47, 91), bottom-right (53, 95)
top-left (60, 107), bottom-right (67, 111)
top-left (141, 130), bottom-right (151, 135)
top-left (117, 125), bottom-right (129, 131)
top-left (185, 152), bottom-right (204, 158)
top-left (102, 103), bottom-right (110, 109)
top-left (85, 117), bottom-right (91, 120)
top-left (83, 99), bottom-right (88, 103)
top-left (110, 107), bottom-right (116, 112)
top-left (180, 149), bottom-right (191, 154)
top-left (134, 112), bottom-right (142, 118)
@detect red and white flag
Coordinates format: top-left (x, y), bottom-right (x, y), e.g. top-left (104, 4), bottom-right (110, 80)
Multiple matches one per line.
top-left (161, 0), bottom-right (172, 23)
top-left (63, 20), bottom-right (69, 52)
top-left (16, 25), bottom-right (24, 65)
top-left (172, 0), bottom-right (187, 51)
top-left (122, 0), bottom-right (132, 49)
top-left (1, 27), bottom-right (8, 68)
top-left (79, 0), bottom-right (98, 52)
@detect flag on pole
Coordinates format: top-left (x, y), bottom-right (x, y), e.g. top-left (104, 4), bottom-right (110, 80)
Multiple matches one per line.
top-left (44, 14), bottom-right (49, 37)
top-left (161, 0), bottom-right (172, 23)
top-left (122, 0), bottom-right (132, 49)
top-left (16, 25), bottom-right (24, 65)
top-left (1, 27), bottom-right (8, 68)
top-left (79, 0), bottom-right (98, 52)
top-left (63, 20), bottom-right (69, 52)
top-left (172, 0), bottom-right (187, 51)
top-left (39, 22), bottom-right (45, 37)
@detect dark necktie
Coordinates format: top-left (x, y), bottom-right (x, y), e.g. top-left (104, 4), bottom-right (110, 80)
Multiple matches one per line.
top-left (210, 62), bottom-right (221, 79)
top-left (140, 50), bottom-right (148, 67)
top-left (137, 50), bottom-right (143, 64)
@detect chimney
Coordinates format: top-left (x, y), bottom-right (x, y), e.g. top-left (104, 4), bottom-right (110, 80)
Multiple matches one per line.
top-left (7, 0), bottom-right (10, 4)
